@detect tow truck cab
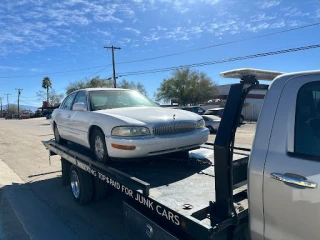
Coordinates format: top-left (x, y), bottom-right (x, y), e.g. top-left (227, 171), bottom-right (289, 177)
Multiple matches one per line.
top-left (248, 69), bottom-right (320, 240)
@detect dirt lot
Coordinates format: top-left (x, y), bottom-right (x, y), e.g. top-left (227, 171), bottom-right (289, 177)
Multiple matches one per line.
top-left (0, 117), bottom-right (256, 239)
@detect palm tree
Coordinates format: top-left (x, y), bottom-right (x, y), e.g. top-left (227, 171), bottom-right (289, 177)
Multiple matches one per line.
top-left (42, 77), bottom-right (52, 103)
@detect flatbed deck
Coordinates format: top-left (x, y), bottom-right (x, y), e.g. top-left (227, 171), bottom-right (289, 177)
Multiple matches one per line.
top-left (43, 140), bottom-right (249, 239)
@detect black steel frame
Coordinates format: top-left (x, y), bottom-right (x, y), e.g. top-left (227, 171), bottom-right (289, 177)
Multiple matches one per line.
top-left (213, 75), bottom-right (259, 223)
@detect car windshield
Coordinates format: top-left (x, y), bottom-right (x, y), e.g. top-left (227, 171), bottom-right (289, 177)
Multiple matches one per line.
top-left (90, 90), bottom-right (158, 110)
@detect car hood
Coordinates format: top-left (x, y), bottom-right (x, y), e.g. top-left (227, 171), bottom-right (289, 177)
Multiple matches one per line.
top-left (96, 107), bottom-right (201, 125)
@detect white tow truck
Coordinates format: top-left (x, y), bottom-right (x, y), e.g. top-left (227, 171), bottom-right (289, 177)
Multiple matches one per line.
top-left (43, 68), bottom-right (320, 240)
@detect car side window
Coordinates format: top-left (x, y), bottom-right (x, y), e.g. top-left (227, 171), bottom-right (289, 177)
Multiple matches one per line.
top-left (61, 92), bottom-right (77, 110)
top-left (295, 82), bottom-right (320, 157)
top-left (73, 91), bottom-right (87, 105)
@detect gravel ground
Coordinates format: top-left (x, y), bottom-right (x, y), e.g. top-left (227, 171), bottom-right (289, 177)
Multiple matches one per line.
top-left (208, 122), bottom-right (256, 149)
top-left (0, 117), bottom-right (256, 240)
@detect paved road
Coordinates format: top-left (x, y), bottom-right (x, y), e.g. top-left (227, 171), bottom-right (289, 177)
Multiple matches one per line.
top-left (0, 118), bottom-right (255, 240)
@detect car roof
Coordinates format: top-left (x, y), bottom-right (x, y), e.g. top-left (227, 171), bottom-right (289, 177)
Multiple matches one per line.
top-left (68, 88), bottom-right (132, 95)
top-left (83, 88), bottom-right (128, 91)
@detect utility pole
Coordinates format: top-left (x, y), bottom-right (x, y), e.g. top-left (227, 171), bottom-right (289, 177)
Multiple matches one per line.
top-left (4, 94), bottom-right (11, 115)
top-left (104, 46), bottom-right (121, 88)
top-left (0, 97), bottom-right (2, 118)
top-left (15, 88), bottom-right (23, 118)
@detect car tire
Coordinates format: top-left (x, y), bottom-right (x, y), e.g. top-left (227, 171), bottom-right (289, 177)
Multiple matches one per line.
top-left (239, 115), bottom-right (244, 125)
top-left (91, 128), bottom-right (110, 164)
top-left (70, 165), bottom-right (93, 205)
top-left (54, 123), bottom-right (67, 144)
top-left (207, 126), bottom-right (215, 134)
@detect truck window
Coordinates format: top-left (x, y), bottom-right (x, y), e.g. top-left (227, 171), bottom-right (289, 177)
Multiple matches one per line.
top-left (295, 82), bottom-right (320, 156)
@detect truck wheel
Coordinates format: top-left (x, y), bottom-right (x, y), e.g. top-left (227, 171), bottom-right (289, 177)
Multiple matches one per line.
top-left (54, 124), bottom-right (67, 144)
top-left (61, 158), bottom-right (71, 186)
top-left (93, 176), bottom-right (115, 201)
top-left (91, 128), bottom-right (110, 164)
top-left (70, 165), bottom-right (93, 205)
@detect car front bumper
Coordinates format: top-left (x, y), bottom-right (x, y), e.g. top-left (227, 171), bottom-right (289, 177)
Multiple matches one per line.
top-left (106, 128), bottom-right (209, 158)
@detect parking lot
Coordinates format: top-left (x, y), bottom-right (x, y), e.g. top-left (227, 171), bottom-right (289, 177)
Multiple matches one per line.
top-left (0, 118), bottom-right (256, 239)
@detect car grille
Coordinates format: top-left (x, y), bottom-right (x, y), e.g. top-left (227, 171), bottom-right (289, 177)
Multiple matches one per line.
top-left (153, 122), bottom-right (196, 136)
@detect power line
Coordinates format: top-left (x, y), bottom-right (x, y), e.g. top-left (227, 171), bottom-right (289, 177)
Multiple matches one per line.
top-left (118, 43), bottom-right (320, 77)
top-left (117, 21), bottom-right (320, 65)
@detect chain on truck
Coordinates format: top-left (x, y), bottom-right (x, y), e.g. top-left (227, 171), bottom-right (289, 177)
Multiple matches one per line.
top-left (43, 68), bottom-right (320, 240)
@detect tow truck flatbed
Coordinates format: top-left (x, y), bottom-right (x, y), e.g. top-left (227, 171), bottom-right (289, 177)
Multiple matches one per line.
top-left (42, 140), bottom-right (249, 240)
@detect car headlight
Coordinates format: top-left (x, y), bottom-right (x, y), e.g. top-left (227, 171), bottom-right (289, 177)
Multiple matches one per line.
top-left (112, 126), bottom-right (151, 137)
top-left (196, 119), bottom-right (205, 128)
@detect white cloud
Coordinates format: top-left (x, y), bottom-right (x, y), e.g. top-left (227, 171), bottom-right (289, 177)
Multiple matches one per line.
top-left (0, 66), bottom-right (20, 71)
top-left (284, 7), bottom-right (310, 17)
top-left (251, 13), bottom-right (276, 22)
top-left (257, 0), bottom-right (281, 9)
top-left (29, 68), bottom-right (42, 72)
top-left (124, 27), bottom-right (141, 35)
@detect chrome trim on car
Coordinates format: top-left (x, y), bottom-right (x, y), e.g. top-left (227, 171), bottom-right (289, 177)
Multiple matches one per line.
top-left (152, 121), bottom-right (196, 136)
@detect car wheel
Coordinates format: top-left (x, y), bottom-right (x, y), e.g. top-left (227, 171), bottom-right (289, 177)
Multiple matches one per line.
top-left (206, 126), bottom-right (214, 134)
top-left (54, 123), bottom-right (67, 144)
top-left (239, 115), bottom-right (244, 125)
top-left (70, 165), bottom-right (93, 205)
top-left (91, 128), bottom-right (110, 164)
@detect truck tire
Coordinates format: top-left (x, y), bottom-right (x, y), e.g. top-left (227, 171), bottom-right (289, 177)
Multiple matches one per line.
top-left (91, 128), bottom-right (110, 164)
top-left (93, 176), bottom-right (115, 201)
top-left (61, 158), bottom-right (71, 186)
top-left (70, 165), bottom-right (93, 205)
top-left (54, 123), bottom-right (67, 144)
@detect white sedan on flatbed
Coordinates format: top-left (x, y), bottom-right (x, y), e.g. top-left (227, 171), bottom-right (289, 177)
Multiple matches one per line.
top-left (51, 88), bottom-right (209, 164)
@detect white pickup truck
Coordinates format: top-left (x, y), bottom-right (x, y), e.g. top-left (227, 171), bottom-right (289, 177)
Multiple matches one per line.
top-left (247, 68), bottom-right (320, 240)
top-left (43, 68), bottom-right (320, 240)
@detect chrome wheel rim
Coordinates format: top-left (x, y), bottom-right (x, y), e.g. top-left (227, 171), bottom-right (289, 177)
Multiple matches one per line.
top-left (71, 170), bottom-right (80, 198)
top-left (95, 136), bottom-right (104, 160)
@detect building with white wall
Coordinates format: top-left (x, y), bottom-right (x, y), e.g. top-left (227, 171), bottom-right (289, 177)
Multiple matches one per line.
top-left (216, 84), bottom-right (269, 121)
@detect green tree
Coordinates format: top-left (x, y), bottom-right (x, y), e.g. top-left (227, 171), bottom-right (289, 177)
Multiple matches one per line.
top-left (42, 77), bottom-right (52, 103)
top-left (155, 68), bottom-right (218, 105)
top-left (37, 89), bottom-right (64, 106)
top-left (65, 76), bottom-right (148, 96)
top-left (118, 79), bottom-right (148, 96)
top-left (66, 76), bottom-right (114, 95)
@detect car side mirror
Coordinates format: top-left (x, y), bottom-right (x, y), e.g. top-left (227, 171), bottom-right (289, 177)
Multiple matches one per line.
top-left (73, 102), bottom-right (87, 111)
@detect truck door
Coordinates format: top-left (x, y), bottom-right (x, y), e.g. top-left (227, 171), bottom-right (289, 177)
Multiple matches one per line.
top-left (263, 74), bottom-right (320, 240)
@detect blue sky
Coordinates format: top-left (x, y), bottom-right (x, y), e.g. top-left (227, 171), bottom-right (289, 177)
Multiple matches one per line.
top-left (1, 0), bottom-right (320, 107)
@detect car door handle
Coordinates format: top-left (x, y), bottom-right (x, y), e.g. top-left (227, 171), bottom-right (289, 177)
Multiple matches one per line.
top-left (270, 173), bottom-right (317, 189)
top-left (68, 114), bottom-right (71, 118)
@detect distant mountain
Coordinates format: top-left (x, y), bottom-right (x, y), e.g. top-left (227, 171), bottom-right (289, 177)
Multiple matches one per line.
top-left (2, 104), bottom-right (38, 112)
